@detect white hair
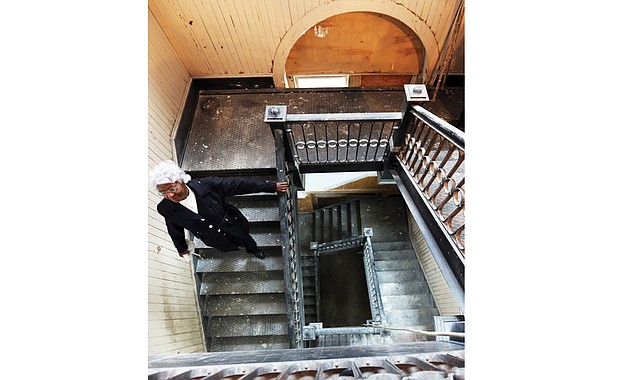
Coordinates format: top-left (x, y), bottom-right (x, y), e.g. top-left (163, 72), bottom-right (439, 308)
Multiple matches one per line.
top-left (148, 160), bottom-right (192, 191)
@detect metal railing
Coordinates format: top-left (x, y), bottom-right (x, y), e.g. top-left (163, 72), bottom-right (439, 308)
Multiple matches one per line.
top-left (265, 105), bottom-right (401, 173)
top-left (397, 105), bottom-right (465, 260)
top-left (360, 228), bottom-right (386, 325)
top-left (266, 85), bottom-right (466, 342)
top-left (272, 128), bottom-right (305, 349)
top-left (305, 228), bottom-right (385, 342)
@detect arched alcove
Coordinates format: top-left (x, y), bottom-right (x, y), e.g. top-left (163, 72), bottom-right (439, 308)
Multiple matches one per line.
top-left (285, 12), bottom-right (424, 87)
top-left (271, 0), bottom-right (439, 88)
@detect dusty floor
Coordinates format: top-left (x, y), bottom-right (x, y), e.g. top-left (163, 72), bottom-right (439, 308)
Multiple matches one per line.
top-left (181, 87), bottom-right (464, 173)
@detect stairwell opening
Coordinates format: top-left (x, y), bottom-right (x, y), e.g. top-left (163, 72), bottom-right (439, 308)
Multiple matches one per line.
top-left (318, 248), bottom-right (372, 327)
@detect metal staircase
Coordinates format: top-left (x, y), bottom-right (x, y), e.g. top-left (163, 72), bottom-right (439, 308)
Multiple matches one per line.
top-left (193, 178), bottom-right (290, 352)
top-left (295, 195), bottom-right (439, 347)
top-left (373, 240), bottom-right (439, 342)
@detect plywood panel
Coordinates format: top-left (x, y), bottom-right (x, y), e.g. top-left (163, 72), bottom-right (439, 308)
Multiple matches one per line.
top-left (286, 12), bottom-right (424, 76)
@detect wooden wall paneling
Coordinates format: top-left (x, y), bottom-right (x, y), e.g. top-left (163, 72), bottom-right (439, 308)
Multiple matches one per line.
top-left (202, 0), bottom-right (243, 75)
top-left (270, 0), bottom-right (288, 40)
top-left (148, 7), bottom-right (204, 355)
top-left (210, 0), bottom-right (247, 75)
top-left (148, 320), bottom-right (203, 338)
top-left (226, 0), bottom-right (259, 73)
top-left (205, 0), bottom-right (245, 75)
top-left (305, 0), bottom-right (315, 15)
top-left (149, 12), bottom-right (192, 96)
top-left (146, 105), bottom-right (172, 146)
top-left (148, 328), bottom-right (204, 346)
top-left (419, 0), bottom-right (432, 24)
top-left (256, 0), bottom-right (280, 66)
top-left (240, 1), bottom-right (271, 73)
top-left (407, 212), bottom-right (461, 316)
top-left (432, 1), bottom-right (454, 52)
top-left (289, 0), bottom-right (301, 23)
top-left (149, 338), bottom-right (205, 356)
top-left (183, 0), bottom-right (223, 74)
top-left (246, 1), bottom-right (274, 72)
top-left (449, 29), bottom-right (464, 73)
top-left (222, 0), bottom-right (257, 74)
top-left (147, 56), bottom-right (183, 117)
top-left (148, 284), bottom-right (197, 302)
top-left (150, 2), bottom-right (202, 76)
top-left (426, 0), bottom-right (443, 40)
top-left (174, 0), bottom-right (215, 75)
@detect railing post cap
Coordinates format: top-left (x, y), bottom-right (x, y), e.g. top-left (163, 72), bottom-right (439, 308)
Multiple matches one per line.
top-left (264, 105), bottom-right (287, 122)
top-left (363, 228), bottom-right (373, 237)
top-left (404, 84), bottom-right (429, 102)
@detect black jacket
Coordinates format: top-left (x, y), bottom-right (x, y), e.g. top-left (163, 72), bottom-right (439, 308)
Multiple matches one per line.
top-left (157, 176), bottom-right (277, 253)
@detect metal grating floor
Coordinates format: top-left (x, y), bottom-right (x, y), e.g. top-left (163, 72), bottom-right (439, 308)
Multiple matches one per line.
top-left (181, 89), bottom-right (405, 172)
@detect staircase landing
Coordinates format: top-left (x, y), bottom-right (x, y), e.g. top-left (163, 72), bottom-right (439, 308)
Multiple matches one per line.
top-left (179, 87), bottom-right (464, 173)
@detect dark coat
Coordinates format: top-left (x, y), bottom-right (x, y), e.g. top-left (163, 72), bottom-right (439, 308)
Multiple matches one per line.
top-left (157, 176), bottom-right (276, 254)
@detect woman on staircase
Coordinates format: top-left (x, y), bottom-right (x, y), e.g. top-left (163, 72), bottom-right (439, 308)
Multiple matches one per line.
top-left (149, 160), bottom-right (288, 260)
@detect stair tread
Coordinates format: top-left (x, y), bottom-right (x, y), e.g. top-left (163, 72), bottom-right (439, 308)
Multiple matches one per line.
top-left (374, 260), bottom-right (420, 271)
top-left (201, 278), bottom-right (285, 296)
top-left (379, 282), bottom-right (433, 296)
top-left (371, 241), bottom-right (411, 251)
top-left (385, 308), bottom-right (439, 327)
top-left (204, 293), bottom-right (287, 316)
top-left (196, 256), bottom-right (283, 273)
top-left (382, 294), bottom-right (435, 310)
top-left (376, 269), bottom-right (423, 283)
top-left (209, 335), bottom-right (290, 352)
top-left (372, 250), bottom-right (416, 261)
top-left (206, 315), bottom-right (289, 337)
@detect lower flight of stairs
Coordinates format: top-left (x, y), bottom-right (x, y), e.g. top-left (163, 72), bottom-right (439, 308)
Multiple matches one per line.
top-left (194, 188), bottom-right (290, 352)
top-left (300, 195), bottom-right (440, 347)
top-left (373, 240), bottom-right (439, 342)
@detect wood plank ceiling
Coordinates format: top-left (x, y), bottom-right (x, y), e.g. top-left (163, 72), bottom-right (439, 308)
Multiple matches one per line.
top-left (148, 0), bottom-right (464, 86)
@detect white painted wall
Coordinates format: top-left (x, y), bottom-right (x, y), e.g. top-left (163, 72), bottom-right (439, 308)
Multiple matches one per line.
top-left (407, 212), bottom-right (462, 316)
top-left (148, 9), bottom-right (206, 355)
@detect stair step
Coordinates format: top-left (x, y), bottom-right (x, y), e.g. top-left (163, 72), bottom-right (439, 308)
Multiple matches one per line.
top-left (303, 286), bottom-right (316, 297)
top-left (227, 196), bottom-right (279, 222)
top-left (374, 259), bottom-right (420, 271)
top-left (312, 200), bottom-right (362, 243)
top-left (382, 294), bottom-right (435, 310)
top-left (385, 308), bottom-right (439, 327)
top-left (373, 249), bottom-right (416, 261)
top-left (248, 230), bottom-right (282, 247)
top-left (379, 281), bottom-right (433, 296)
top-left (204, 293), bottom-right (287, 316)
top-left (376, 269), bottom-right (423, 283)
top-left (371, 241), bottom-right (411, 251)
top-left (196, 246), bottom-right (282, 259)
top-left (301, 256), bottom-right (316, 265)
top-left (200, 271), bottom-right (285, 295)
top-left (206, 315), bottom-right (289, 337)
top-left (303, 304), bottom-right (316, 316)
top-left (304, 295), bottom-right (316, 304)
top-left (350, 200), bottom-right (361, 236)
top-left (302, 276), bottom-right (315, 288)
top-left (209, 335), bottom-right (290, 352)
top-left (196, 256), bottom-right (283, 273)
top-left (302, 267), bottom-right (316, 277)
